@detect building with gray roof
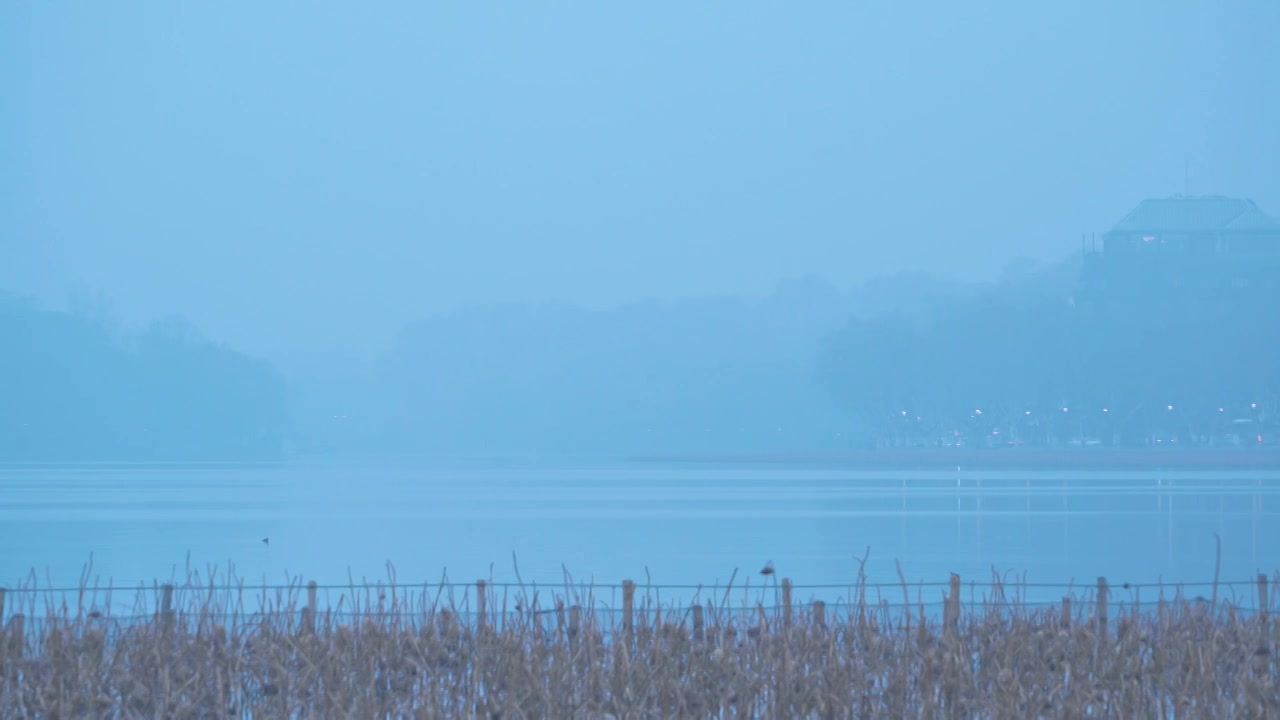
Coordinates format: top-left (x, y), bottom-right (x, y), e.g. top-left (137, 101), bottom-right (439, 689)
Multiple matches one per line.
top-left (1081, 195), bottom-right (1280, 300)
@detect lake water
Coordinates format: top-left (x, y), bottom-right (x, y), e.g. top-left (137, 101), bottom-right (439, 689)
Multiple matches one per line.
top-left (1, 459), bottom-right (1276, 614)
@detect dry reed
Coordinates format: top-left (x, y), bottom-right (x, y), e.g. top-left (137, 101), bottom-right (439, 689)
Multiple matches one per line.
top-left (0, 564), bottom-right (1276, 719)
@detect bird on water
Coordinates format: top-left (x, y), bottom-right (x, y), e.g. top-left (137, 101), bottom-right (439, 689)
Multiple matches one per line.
top-left (262, 537), bottom-right (269, 545)
top-left (760, 560), bottom-right (775, 576)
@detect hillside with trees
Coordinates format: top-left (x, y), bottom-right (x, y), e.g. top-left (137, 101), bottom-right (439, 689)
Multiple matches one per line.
top-left (816, 255), bottom-right (1280, 448)
top-left (0, 293), bottom-right (287, 461)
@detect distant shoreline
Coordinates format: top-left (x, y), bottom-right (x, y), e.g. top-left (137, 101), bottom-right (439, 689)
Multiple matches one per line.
top-left (637, 447), bottom-right (1280, 470)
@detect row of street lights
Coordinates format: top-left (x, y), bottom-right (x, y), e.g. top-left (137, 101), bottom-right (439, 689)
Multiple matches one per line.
top-left (896, 402), bottom-right (1261, 418)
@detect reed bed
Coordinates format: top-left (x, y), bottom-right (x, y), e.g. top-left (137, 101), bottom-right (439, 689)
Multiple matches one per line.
top-left (1, 564), bottom-right (1277, 719)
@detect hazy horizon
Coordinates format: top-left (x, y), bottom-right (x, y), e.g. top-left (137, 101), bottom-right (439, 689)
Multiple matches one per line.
top-left (7, 1), bottom-right (1280, 375)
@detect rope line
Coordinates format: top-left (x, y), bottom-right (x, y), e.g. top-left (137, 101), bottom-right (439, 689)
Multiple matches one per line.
top-left (2, 577), bottom-right (1273, 596)
top-left (4, 600), bottom-right (1267, 626)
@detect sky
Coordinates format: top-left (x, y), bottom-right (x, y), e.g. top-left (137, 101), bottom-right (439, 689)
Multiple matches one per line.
top-left (3, 0), bottom-right (1279, 373)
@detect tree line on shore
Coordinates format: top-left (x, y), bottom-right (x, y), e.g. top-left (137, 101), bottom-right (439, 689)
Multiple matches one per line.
top-left (0, 293), bottom-right (286, 461)
top-left (4, 251), bottom-right (1275, 460)
top-left (816, 259), bottom-right (1279, 448)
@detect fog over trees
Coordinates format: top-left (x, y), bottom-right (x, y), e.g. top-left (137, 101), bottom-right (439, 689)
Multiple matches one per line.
top-left (0, 292), bottom-right (287, 461)
top-left (819, 245), bottom-right (1280, 448)
top-left (308, 271), bottom-right (976, 456)
top-left (3, 240), bottom-right (1277, 461)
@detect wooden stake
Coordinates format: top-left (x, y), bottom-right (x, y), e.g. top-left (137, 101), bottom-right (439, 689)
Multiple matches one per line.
top-left (1061, 597), bottom-right (1071, 628)
top-left (1258, 573), bottom-right (1273, 677)
top-left (945, 573), bottom-right (961, 637)
top-left (475, 580), bottom-right (487, 630)
top-left (0, 587), bottom-right (5, 628)
top-left (161, 584), bottom-right (175, 629)
top-left (781, 578), bottom-right (793, 628)
top-left (1096, 577), bottom-right (1108, 639)
top-left (1259, 573), bottom-right (1270, 626)
top-left (812, 600), bottom-right (826, 629)
top-left (622, 580), bottom-right (636, 636)
top-left (303, 581), bottom-right (318, 634)
top-left (950, 572), bottom-right (961, 612)
top-left (569, 604), bottom-right (583, 639)
top-left (9, 615), bottom-right (22, 660)
top-left (691, 604), bottom-right (704, 640)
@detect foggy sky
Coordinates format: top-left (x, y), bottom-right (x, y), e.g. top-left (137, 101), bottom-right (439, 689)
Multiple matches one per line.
top-left (4, 1), bottom-right (1278, 372)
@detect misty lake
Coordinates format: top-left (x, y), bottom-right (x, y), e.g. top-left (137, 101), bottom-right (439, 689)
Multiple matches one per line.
top-left (1, 459), bottom-right (1276, 612)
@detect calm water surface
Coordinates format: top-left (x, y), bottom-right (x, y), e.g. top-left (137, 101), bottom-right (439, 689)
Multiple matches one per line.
top-left (1, 459), bottom-right (1276, 610)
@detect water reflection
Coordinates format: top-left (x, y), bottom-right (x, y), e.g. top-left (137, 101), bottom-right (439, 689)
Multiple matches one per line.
top-left (0, 462), bottom-right (1275, 608)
